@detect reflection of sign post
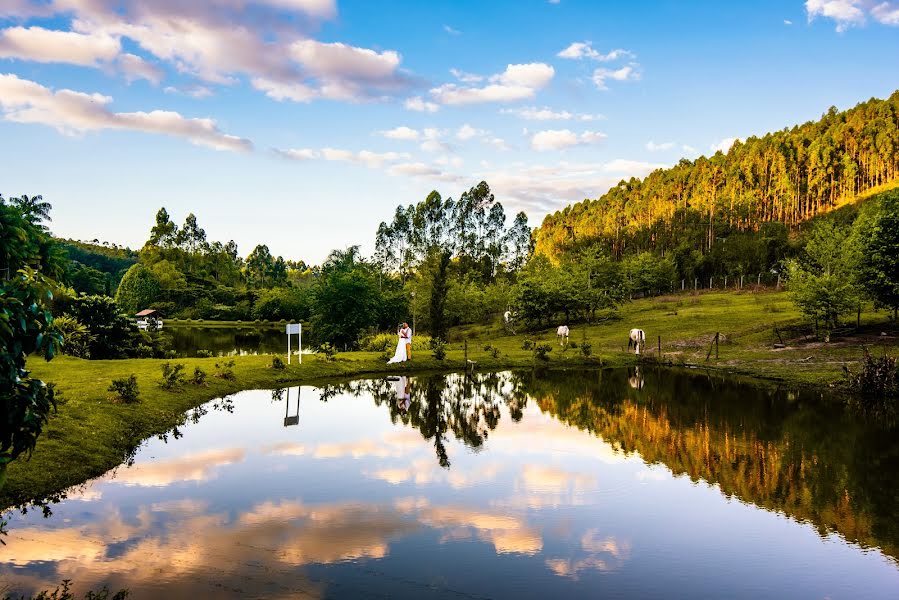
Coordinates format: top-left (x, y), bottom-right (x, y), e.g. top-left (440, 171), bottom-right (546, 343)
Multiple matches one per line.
top-left (286, 323), bottom-right (302, 365)
top-left (283, 387), bottom-right (300, 427)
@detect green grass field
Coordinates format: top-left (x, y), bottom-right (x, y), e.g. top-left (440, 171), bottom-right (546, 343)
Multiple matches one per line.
top-left (3, 289), bottom-right (895, 510)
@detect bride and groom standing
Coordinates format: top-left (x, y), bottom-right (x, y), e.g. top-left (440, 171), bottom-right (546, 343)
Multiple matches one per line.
top-left (387, 322), bottom-right (413, 364)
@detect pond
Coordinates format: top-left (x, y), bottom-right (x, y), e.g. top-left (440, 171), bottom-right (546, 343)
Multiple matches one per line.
top-left (165, 324), bottom-right (293, 357)
top-left (1, 369), bottom-right (897, 598)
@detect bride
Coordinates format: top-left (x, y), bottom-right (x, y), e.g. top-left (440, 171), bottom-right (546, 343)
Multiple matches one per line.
top-left (387, 323), bottom-right (410, 363)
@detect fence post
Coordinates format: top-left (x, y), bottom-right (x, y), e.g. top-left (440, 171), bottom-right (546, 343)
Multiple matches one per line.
top-left (776, 274), bottom-right (781, 289)
top-left (724, 275), bottom-right (728, 288)
top-left (710, 277), bottom-right (713, 289)
top-left (682, 279), bottom-right (685, 291)
top-left (658, 335), bottom-right (661, 358)
top-left (758, 273), bottom-right (761, 286)
top-left (740, 275), bottom-right (744, 289)
top-left (464, 339), bottom-right (468, 364)
top-left (716, 332), bottom-right (719, 359)
top-left (694, 278), bottom-right (698, 290)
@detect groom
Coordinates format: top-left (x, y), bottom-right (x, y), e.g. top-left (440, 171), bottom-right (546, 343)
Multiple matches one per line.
top-left (400, 322), bottom-right (412, 360)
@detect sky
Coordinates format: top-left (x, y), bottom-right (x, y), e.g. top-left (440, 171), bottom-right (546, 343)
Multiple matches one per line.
top-left (1, 0), bottom-right (898, 264)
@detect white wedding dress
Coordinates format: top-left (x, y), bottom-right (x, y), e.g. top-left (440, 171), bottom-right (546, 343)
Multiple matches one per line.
top-left (387, 334), bottom-right (408, 363)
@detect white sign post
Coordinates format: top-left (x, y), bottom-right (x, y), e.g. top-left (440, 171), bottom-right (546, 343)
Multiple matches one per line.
top-left (286, 323), bottom-right (302, 365)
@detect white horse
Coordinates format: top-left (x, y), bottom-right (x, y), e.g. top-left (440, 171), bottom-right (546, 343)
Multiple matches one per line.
top-left (557, 325), bottom-right (570, 345)
top-left (628, 328), bottom-right (645, 355)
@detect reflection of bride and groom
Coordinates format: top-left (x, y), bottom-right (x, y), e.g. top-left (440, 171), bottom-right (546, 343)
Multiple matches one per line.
top-left (387, 322), bottom-right (413, 364)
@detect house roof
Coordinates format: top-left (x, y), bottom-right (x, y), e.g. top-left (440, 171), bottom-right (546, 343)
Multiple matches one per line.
top-left (135, 309), bottom-right (158, 317)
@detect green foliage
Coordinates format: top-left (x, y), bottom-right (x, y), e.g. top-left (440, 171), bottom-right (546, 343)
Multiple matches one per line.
top-left (431, 339), bottom-right (447, 360)
top-left (580, 342), bottom-right (593, 357)
top-left (359, 332), bottom-right (432, 352)
top-left (533, 342), bottom-right (552, 361)
top-left (214, 359), bottom-right (236, 380)
top-left (318, 342), bottom-right (337, 362)
top-left (535, 92), bottom-right (899, 277)
top-left (0, 270), bottom-right (61, 470)
top-left (108, 375), bottom-right (140, 403)
top-left (271, 356), bottom-right (286, 370)
top-left (252, 287), bottom-right (310, 321)
top-left (1, 579), bottom-right (129, 600)
top-left (54, 294), bottom-right (137, 359)
top-left (521, 338), bottom-right (535, 350)
top-left (159, 362), bottom-right (186, 390)
top-left (53, 315), bottom-right (94, 359)
top-left (114, 264), bottom-right (161, 314)
top-left (190, 366), bottom-right (207, 386)
top-left (196, 349), bottom-right (213, 358)
top-left (624, 252), bottom-right (676, 297)
top-left (858, 190), bottom-right (899, 315)
top-left (484, 344), bottom-right (500, 358)
top-left (843, 352), bottom-right (898, 418)
top-left (786, 221), bottom-right (861, 338)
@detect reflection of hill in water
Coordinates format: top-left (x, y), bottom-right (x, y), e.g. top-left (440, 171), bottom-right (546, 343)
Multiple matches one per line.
top-left (324, 368), bottom-right (899, 563)
top-left (518, 369), bottom-right (899, 563)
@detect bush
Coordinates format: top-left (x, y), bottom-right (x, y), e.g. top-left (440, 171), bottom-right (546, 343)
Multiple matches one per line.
top-left (431, 339), bottom-right (447, 360)
top-left (272, 356), bottom-right (286, 370)
top-left (580, 342), bottom-right (593, 357)
top-left (196, 349), bottom-right (213, 358)
top-left (318, 342), bottom-right (337, 362)
top-left (521, 339), bottom-right (535, 350)
top-left (159, 362), bottom-right (186, 390)
top-left (359, 332), bottom-right (433, 352)
top-left (844, 351), bottom-right (898, 417)
top-left (2, 579), bottom-right (130, 600)
top-left (191, 366), bottom-right (207, 386)
top-left (483, 344), bottom-right (500, 359)
top-left (135, 344), bottom-right (154, 358)
top-left (53, 315), bottom-right (94, 358)
top-left (108, 375), bottom-right (140, 403)
top-left (533, 343), bottom-right (552, 361)
top-left (214, 359), bottom-right (236, 380)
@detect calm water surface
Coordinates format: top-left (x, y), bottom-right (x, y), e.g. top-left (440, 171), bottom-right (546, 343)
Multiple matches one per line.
top-left (166, 325), bottom-right (288, 357)
top-left (1, 369), bottom-right (897, 599)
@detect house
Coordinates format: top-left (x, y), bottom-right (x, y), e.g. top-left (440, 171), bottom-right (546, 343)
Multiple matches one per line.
top-left (135, 309), bottom-right (163, 330)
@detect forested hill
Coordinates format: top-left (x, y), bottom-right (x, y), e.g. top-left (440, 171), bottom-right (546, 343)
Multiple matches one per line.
top-left (535, 91), bottom-right (899, 263)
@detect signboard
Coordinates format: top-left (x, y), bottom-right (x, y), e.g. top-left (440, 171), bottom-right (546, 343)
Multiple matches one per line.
top-left (285, 323), bottom-right (302, 364)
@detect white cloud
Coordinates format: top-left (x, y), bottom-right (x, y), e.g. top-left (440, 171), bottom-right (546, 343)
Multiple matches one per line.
top-left (2, 1), bottom-right (413, 102)
top-left (430, 63), bottom-right (554, 105)
top-left (378, 126), bottom-right (420, 141)
top-left (805, 0), bottom-right (866, 31)
top-left (449, 68), bottom-right (484, 83)
top-left (592, 64), bottom-right (640, 90)
top-left (0, 26), bottom-right (119, 66)
top-left (117, 53), bottom-right (164, 84)
top-left (485, 137), bottom-right (510, 151)
top-left (321, 147), bottom-right (411, 167)
top-left (501, 106), bottom-right (605, 121)
top-left (420, 127), bottom-right (451, 153)
top-left (531, 129), bottom-right (606, 151)
top-left (557, 41), bottom-right (635, 62)
top-left (404, 96), bottom-right (439, 112)
top-left (784, 19), bottom-right (794, 25)
top-left (456, 123), bottom-right (484, 141)
top-left (872, 1), bottom-right (899, 24)
top-left (0, 73), bottom-right (251, 152)
top-left (274, 147), bottom-right (319, 161)
top-left (682, 144), bottom-right (697, 154)
top-left (646, 140), bottom-right (675, 152)
top-left (710, 137), bottom-right (742, 153)
top-left (443, 24), bottom-right (461, 35)
top-left (164, 84), bottom-right (214, 99)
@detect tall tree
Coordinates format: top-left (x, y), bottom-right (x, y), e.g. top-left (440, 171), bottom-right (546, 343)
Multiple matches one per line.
top-left (859, 190), bottom-right (899, 317)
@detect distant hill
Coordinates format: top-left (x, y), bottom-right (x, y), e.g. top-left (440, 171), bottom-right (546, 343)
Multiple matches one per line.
top-left (57, 238), bottom-right (138, 295)
top-left (535, 90), bottom-right (899, 270)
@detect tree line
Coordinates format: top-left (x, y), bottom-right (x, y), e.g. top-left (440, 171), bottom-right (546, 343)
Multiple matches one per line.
top-left (534, 90), bottom-right (899, 283)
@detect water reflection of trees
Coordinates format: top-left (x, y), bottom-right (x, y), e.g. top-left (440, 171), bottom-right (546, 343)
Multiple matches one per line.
top-left (315, 372), bottom-right (529, 468)
top-left (513, 368), bottom-right (899, 563)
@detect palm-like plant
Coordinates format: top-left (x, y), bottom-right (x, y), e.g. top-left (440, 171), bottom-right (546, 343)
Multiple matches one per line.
top-left (11, 195), bottom-right (52, 226)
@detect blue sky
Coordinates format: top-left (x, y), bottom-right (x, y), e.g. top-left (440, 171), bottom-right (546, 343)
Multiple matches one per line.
top-left (1, 0), bottom-right (898, 264)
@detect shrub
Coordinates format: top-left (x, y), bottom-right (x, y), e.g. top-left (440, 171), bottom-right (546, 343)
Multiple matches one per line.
top-left (432, 339), bottom-right (447, 360)
top-left (521, 339), bottom-right (535, 350)
top-left (844, 351), bottom-right (898, 417)
top-left (135, 344), bottom-right (154, 358)
top-left (214, 359), bottom-right (236, 380)
top-left (108, 375), bottom-right (140, 403)
top-left (318, 342), bottom-right (337, 362)
top-left (569, 340), bottom-right (578, 349)
top-left (196, 349), bottom-right (213, 358)
top-left (533, 343), bottom-right (552, 361)
top-left (53, 315), bottom-right (94, 359)
top-left (483, 344), bottom-right (500, 359)
top-left (272, 356), bottom-right (286, 370)
top-left (164, 350), bottom-right (178, 360)
top-left (191, 366), bottom-right (207, 386)
top-left (359, 332), bottom-right (433, 352)
top-left (580, 342), bottom-right (593, 357)
top-left (159, 362), bottom-right (186, 390)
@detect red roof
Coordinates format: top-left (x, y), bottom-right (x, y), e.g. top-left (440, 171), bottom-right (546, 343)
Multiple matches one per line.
top-left (135, 309), bottom-right (157, 317)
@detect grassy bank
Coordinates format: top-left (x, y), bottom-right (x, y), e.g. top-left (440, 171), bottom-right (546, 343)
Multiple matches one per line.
top-left (4, 289), bottom-right (896, 509)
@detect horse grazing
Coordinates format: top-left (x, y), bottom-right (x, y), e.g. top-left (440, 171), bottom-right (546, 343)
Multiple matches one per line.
top-left (557, 325), bottom-right (570, 345)
top-left (628, 328), bottom-right (645, 355)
